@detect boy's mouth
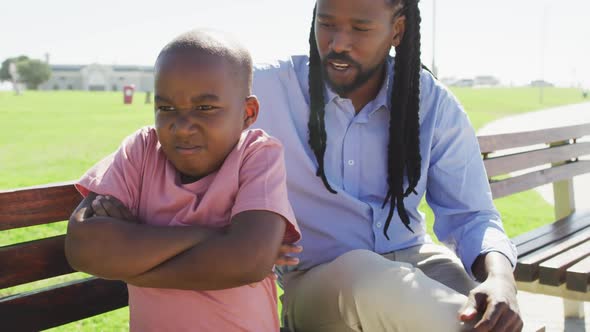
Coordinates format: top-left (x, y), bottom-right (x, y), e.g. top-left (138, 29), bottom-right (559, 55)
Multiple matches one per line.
top-left (176, 145), bottom-right (203, 155)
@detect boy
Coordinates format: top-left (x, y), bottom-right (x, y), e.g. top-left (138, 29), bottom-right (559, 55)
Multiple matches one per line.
top-left (65, 30), bottom-right (301, 331)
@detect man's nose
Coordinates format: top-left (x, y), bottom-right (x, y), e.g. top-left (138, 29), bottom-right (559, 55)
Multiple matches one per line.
top-left (329, 30), bottom-right (353, 54)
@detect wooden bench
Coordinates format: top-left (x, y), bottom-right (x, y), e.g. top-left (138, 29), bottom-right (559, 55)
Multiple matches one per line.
top-left (0, 183), bottom-right (129, 331)
top-left (1, 123), bottom-right (589, 330)
top-left (0, 183), bottom-right (292, 331)
top-left (479, 122), bottom-right (590, 321)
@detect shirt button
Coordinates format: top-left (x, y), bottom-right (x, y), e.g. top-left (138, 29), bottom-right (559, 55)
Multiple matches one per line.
top-left (376, 222), bottom-right (382, 228)
top-left (347, 160), bottom-right (355, 166)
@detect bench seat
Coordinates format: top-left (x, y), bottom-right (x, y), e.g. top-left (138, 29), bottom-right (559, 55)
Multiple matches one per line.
top-left (513, 210), bottom-right (590, 295)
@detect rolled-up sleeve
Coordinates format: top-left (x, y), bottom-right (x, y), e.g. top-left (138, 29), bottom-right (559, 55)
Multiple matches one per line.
top-left (425, 93), bottom-right (517, 279)
top-left (231, 134), bottom-right (301, 244)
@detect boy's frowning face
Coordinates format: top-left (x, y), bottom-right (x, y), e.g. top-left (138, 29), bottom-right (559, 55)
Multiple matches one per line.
top-left (154, 50), bottom-right (255, 181)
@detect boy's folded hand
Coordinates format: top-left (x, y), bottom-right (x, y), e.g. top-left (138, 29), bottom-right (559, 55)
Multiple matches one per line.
top-left (91, 195), bottom-right (138, 223)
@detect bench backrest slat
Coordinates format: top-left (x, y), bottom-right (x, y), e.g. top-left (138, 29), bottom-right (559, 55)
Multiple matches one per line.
top-left (490, 160), bottom-right (590, 199)
top-left (0, 182), bottom-right (80, 231)
top-left (480, 123), bottom-right (590, 200)
top-left (0, 278), bottom-right (128, 332)
top-left (478, 123), bottom-right (590, 153)
top-left (484, 142), bottom-right (590, 177)
top-left (0, 235), bottom-right (73, 289)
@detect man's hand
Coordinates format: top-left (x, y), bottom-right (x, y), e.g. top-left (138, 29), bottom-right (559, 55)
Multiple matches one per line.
top-left (459, 253), bottom-right (523, 331)
top-left (91, 195), bottom-right (137, 223)
top-left (249, 243), bottom-right (303, 288)
top-left (275, 243), bottom-right (303, 266)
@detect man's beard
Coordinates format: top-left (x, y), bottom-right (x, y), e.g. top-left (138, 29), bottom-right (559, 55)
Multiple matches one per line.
top-left (321, 52), bottom-right (385, 97)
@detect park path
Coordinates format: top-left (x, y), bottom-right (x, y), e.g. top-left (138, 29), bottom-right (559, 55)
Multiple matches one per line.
top-left (477, 101), bottom-right (590, 331)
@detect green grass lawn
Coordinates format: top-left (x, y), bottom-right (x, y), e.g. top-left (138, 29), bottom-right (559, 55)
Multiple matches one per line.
top-left (0, 87), bottom-right (586, 330)
top-left (0, 91), bottom-right (154, 189)
top-left (453, 87), bottom-right (587, 130)
top-left (424, 87), bottom-right (588, 238)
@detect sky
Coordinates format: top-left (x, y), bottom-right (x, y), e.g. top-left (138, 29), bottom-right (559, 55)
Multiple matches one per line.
top-left (1, 0), bottom-right (589, 88)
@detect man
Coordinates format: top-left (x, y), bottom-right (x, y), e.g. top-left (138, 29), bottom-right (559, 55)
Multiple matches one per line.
top-left (253, 0), bottom-right (523, 330)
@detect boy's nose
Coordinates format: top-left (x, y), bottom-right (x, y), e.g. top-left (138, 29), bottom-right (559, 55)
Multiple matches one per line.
top-left (173, 114), bottom-right (197, 135)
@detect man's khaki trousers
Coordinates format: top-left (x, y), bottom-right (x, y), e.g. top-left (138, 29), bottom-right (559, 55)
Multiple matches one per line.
top-left (283, 244), bottom-right (479, 331)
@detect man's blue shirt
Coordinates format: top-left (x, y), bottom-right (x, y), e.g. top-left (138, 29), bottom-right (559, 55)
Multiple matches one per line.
top-left (252, 55), bottom-right (516, 278)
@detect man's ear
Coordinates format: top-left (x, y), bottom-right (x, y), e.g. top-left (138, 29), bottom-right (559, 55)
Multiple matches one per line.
top-left (243, 95), bottom-right (259, 129)
top-left (391, 15), bottom-right (406, 47)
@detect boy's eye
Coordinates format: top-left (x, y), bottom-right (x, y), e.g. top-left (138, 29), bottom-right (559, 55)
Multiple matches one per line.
top-left (157, 106), bottom-right (175, 112)
top-left (195, 105), bottom-right (217, 111)
top-left (353, 26), bottom-right (370, 32)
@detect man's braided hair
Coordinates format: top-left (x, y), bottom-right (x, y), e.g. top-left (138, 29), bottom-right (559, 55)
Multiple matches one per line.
top-left (308, 0), bottom-right (422, 239)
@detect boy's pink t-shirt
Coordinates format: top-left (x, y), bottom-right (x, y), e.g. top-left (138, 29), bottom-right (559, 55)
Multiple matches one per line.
top-left (76, 126), bottom-right (300, 332)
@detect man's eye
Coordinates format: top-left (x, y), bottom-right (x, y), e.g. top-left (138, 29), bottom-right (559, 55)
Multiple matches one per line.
top-left (354, 27), bottom-right (370, 32)
top-left (157, 106), bottom-right (175, 112)
top-left (319, 22), bottom-right (334, 28)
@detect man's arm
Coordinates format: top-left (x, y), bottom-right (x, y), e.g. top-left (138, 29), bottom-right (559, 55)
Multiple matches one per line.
top-left (124, 209), bottom-right (286, 290)
top-left (65, 193), bottom-right (220, 280)
top-left (422, 82), bottom-right (522, 330)
top-left (471, 251), bottom-right (515, 282)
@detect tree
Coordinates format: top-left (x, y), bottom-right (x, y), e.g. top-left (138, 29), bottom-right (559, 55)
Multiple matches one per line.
top-left (1, 56), bottom-right (51, 90)
top-left (0, 55), bottom-right (29, 81)
top-left (17, 59), bottom-right (51, 90)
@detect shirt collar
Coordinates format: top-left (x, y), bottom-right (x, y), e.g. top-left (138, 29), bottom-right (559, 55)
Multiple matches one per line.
top-left (324, 83), bottom-right (340, 104)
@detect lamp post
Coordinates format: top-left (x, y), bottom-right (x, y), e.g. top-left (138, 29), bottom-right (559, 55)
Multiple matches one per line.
top-left (539, 3), bottom-right (547, 104)
top-left (431, 0), bottom-right (437, 77)
top-left (8, 62), bottom-right (21, 96)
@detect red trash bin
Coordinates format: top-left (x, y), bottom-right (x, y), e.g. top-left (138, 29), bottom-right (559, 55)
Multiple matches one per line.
top-left (123, 85), bottom-right (135, 104)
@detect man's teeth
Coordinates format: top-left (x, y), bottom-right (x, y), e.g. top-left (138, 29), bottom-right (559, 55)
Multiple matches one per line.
top-left (332, 62), bottom-right (349, 70)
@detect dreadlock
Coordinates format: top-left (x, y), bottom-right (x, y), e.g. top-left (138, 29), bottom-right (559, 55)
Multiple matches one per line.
top-left (308, 0), bottom-right (422, 239)
top-left (308, 7), bottom-right (337, 194)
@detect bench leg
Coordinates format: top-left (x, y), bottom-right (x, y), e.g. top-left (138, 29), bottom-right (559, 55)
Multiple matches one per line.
top-left (563, 299), bottom-right (585, 319)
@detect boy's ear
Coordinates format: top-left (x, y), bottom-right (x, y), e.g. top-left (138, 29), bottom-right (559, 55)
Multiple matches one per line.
top-left (243, 95), bottom-right (259, 129)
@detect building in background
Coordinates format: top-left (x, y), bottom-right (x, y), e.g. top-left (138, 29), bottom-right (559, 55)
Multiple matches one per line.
top-left (474, 75), bottom-right (500, 87)
top-left (530, 79), bottom-right (554, 88)
top-left (39, 64), bottom-right (153, 92)
top-left (440, 75), bottom-right (501, 88)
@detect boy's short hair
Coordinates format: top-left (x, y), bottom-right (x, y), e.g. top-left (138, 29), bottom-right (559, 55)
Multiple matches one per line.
top-left (156, 29), bottom-right (253, 95)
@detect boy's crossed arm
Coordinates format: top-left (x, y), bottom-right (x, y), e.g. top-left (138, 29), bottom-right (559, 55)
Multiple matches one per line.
top-left (65, 193), bottom-right (301, 290)
top-left (124, 209), bottom-right (290, 290)
top-left (65, 192), bottom-right (220, 280)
